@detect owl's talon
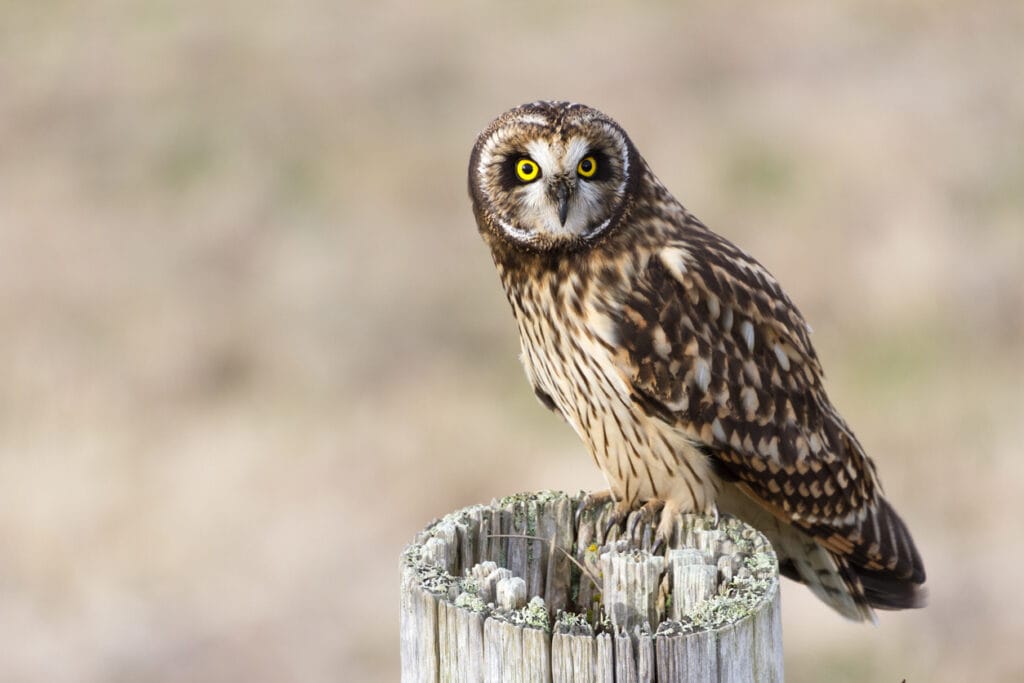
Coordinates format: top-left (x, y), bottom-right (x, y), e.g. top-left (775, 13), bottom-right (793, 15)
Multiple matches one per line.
top-left (603, 502), bottom-right (631, 537)
top-left (625, 513), bottom-right (641, 539)
top-left (627, 499), bottom-right (666, 538)
top-left (603, 516), bottom-right (621, 537)
top-left (575, 489), bottom-right (616, 526)
top-left (653, 501), bottom-right (682, 551)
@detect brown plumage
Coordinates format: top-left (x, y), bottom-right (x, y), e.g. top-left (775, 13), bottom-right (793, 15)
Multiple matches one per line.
top-left (468, 101), bottom-right (925, 621)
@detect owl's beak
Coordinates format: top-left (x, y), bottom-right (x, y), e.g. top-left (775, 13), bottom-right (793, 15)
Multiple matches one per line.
top-left (555, 183), bottom-right (571, 226)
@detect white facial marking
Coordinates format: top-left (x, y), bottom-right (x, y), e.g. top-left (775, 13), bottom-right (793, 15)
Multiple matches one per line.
top-left (483, 123), bottom-right (630, 246)
top-left (514, 114), bottom-right (551, 127)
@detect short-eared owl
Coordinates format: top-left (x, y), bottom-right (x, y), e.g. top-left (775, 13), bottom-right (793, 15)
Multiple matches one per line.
top-left (468, 101), bottom-right (925, 621)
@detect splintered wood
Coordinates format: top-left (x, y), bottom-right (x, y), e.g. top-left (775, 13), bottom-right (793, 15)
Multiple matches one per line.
top-left (400, 491), bottom-right (782, 682)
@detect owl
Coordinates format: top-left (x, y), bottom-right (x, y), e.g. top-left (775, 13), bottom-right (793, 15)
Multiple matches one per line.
top-left (468, 101), bottom-right (926, 621)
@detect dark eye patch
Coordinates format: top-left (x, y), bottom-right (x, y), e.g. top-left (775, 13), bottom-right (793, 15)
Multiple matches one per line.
top-left (499, 154), bottom-right (538, 189)
top-left (581, 149), bottom-right (613, 182)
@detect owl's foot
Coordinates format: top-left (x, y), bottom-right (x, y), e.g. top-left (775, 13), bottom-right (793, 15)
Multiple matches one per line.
top-left (575, 489), bottom-right (613, 524)
top-left (575, 489), bottom-right (631, 536)
top-left (651, 500), bottom-right (685, 555)
top-left (626, 498), bottom-right (665, 538)
top-left (650, 502), bottom-right (720, 553)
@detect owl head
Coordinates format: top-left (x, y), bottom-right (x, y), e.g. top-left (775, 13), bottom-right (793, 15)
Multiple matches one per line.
top-left (469, 102), bottom-right (641, 253)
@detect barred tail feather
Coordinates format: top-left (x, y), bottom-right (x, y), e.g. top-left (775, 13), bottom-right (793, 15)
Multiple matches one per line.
top-left (857, 567), bottom-right (928, 611)
top-left (777, 534), bottom-right (877, 623)
top-left (843, 497), bottom-right (927, 611)
top-left (719, 482), bottom-right (926, 622)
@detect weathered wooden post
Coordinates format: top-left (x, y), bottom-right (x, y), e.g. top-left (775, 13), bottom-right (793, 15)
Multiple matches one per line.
top-left (400, 491), bottom-right (783, 682)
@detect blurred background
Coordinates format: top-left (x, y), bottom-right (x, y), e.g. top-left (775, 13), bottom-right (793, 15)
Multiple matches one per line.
top-left (1, 0), bottom-right (1021, 680)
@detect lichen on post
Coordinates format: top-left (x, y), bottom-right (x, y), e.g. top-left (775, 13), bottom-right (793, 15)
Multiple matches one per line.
top-left (400, 491), bottom-right (783, 682)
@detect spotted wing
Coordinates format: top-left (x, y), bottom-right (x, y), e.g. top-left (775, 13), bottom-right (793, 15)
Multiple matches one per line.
top-left (611, 228), bottom-right (925, 612)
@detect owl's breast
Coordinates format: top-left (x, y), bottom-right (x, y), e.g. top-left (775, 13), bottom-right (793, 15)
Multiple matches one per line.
top-left (504, 269), bottom-right (717, 510)
top-left (507, 272), bottom-right (628, 435)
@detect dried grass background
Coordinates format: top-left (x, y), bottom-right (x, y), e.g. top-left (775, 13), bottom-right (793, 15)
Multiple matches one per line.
top-left (1, 1), bottom-right (1022, 681)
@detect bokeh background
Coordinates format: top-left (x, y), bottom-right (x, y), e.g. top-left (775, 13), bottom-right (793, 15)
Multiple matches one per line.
top-left (2, 1), bottom-right (1022, 680)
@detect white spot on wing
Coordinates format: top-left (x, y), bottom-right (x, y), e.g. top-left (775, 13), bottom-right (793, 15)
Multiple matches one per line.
top-left (740, 320), bottom-right (755, 352)
top-left (740, 386), bottom-right (759, 416)
top-left (808, 433), bottom-right (822, 453)
top-left (693, 357), bottom-right (710, 393)
top-left (707, 296), bottom-right (720, 320)
top-left (658, 247), bottom-right (691, 283)
top-left (652, 326), bottom-right (671, 358)
top-left (711, 418), bottom-right (726, 442)
top-left (758, 436), bottom-right (780, 460)
top-left (721, 307), bottom-right (733, 332)
top-left (773, 343), bottom-right (791, 371)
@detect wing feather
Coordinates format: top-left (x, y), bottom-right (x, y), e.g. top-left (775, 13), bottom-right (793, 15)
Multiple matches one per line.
top-left (611, 230), bottom-right (924, 605)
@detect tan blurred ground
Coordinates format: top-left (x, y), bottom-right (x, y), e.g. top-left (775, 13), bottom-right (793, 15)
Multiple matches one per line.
top-left (0, 1), bottom-right (1022, 681)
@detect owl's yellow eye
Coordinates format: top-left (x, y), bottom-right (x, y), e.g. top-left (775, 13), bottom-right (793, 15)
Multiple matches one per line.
top-left (577, 155), bottom-right (597, 178)
top-left (515, 158), bottom-right (540, 182)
